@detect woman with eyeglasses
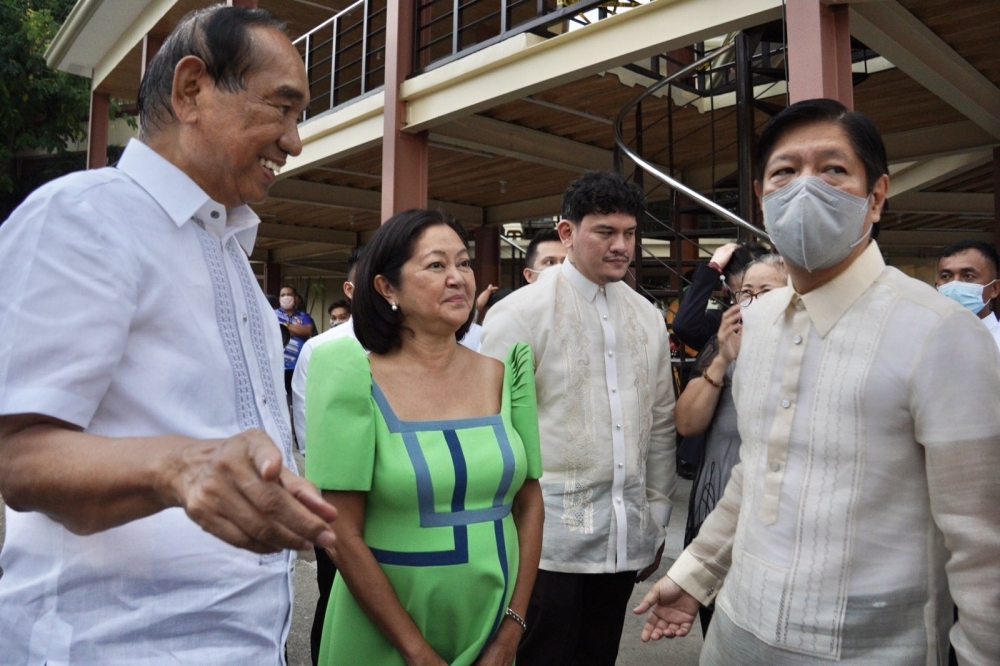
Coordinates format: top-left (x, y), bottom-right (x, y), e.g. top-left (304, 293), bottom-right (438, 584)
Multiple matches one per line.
top-left (675, 254), bottom-right (787, 635)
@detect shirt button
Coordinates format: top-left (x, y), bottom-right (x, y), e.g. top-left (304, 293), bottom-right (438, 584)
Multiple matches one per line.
top-left (262, 397), bottom-right (267, 405)
top-left (616, 423), bottom-right (622, 430)
top-left (781, 398), bottom-right (791, 408)
top-left (707, 587), bottom-right (716, 595)
top-left (611, 388), bottom-right (617, 393)
top-left (618, 462), bottom-right (624, 468)
top-left (242, 314), bottom-right (248, 323)
top-left (608, 351), bottom-right (614, 357)
top-left (795, 299), bottom-right (805, 310)
top-left (603, 315), bottom-right (608, 321)
top-left (210, 210), bottom-right (220, 219)
top-left (770, 461), bottom-right (781, 472)
top-left (616, 497), bottom-right (622, 503)
top-left (793, 335), bottom-right (802, 345)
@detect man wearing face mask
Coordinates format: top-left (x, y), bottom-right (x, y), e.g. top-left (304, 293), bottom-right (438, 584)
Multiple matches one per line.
top-left (637, 99), bottom-right (1000, 665)
top-left (936, 240), bottom-right (1000, 352)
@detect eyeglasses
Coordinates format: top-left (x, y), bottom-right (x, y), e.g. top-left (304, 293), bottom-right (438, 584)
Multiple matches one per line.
top-left (737, 290), bottom-right (769, 308)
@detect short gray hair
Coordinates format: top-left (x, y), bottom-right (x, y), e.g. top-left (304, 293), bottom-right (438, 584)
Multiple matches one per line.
top-left (137, 5), bottom-right (286, 138)
top-left (743, 253), bottom-right (787, 279)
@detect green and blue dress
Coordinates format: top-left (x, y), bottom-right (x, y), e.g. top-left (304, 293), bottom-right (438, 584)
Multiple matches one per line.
top-left (305, 337), bottom-right (542, 665)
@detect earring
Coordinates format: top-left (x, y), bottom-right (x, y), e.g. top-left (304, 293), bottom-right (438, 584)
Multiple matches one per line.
top-left (391, 301), bottom-right (398, 312)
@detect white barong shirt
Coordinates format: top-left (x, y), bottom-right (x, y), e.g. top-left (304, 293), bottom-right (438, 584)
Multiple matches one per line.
top-left (669, 242), bottom-right (1000, 665)
top-left (0, 139), bottom-right (297, 665)
top-left (480, 260), bottom-right (676, 573)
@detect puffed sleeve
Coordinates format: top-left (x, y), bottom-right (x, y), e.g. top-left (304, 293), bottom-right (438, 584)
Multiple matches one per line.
top-left (506, 341), bottom-right (542, 480)
top-left (304, 336), bottom-right (376, 491)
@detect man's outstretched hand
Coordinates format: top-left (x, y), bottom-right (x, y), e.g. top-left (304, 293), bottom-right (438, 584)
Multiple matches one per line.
top-left (165, 429), bottom-right (337, 554)
top-left (634, 575), bottom-right (701, 641)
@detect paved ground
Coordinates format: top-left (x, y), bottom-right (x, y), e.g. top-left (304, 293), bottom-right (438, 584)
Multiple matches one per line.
top-left (0, 478), bottom-right (703, 666)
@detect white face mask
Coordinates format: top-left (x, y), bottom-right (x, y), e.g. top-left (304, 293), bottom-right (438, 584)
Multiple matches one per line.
top-left (763, 176), bottom-right (871, 272)
top-left (937, 279), bottom-right (995, 315)
top-left (279, 295), bottom-right (295, 310)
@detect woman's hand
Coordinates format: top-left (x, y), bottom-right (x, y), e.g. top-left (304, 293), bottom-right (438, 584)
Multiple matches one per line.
top-left (472, 620), bottom-right (521, 666)
top-left (717, 304), bottom-right (742, 363)
top-left (710, 242), bottom-right (740, 270)
top-left (405, 646), bottom-right (448, 666)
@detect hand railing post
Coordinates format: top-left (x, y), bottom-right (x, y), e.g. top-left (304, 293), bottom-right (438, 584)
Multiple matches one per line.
top-left (330, 18), bottom-right (339, 109)
top-left (361, 0), bottom-right (369, 94)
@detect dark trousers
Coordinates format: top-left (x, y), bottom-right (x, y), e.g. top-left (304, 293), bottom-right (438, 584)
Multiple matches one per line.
top-left (517, 569), bottom-right (637, 666)
top-left (310, 546), bottom-right (337, 666)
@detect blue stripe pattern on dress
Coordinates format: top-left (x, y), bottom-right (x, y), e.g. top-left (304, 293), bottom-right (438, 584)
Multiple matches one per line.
top-left (368, 381), bottom-right (516, 567)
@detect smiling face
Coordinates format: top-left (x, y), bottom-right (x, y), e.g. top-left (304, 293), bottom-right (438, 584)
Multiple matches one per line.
top-left (380, 224), bottom-right (476, 337)
top-left (558, 212), bottom-right (636, 285)
top-left (186, 26), bottom-right (309, 209)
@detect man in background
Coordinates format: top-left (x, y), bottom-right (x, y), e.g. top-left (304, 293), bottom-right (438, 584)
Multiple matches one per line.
top-left (327, 298), bottom-right (351, 328)
top-left (522, 227), bottom-right (567, 284)
top-left (482, 170), bottom-right (676, 666)
top-left (291, 246), bottom-right (362, 666)
top-left (936, 239), bottom-right (1000, 351)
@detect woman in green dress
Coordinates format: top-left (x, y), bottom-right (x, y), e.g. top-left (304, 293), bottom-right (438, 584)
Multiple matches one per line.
top-left (305, 209), bottom-right (544, 666)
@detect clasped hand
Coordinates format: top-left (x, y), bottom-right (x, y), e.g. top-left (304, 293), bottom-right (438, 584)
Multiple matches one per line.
top-left (168, 429), bottom-right (337, 554)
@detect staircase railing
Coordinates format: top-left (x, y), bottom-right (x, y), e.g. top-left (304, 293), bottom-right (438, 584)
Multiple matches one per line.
top-left (613, 41), bottom-right (770, 244)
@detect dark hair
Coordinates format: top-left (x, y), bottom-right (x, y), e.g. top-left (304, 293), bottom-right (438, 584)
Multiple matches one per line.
top-left (346, 246), bottom-right (365, 282)
top-left (524, 228), bottom-right (562, 270)
top-left (724, 243), bottom-right (771, 283)
top-left (327, 298), bottom-right (351, 315)
top-left (280, 285), bottom-right (298, 296)
top-left (754, 99), bottom-right (888, 194)
top-left (561, 170), bottom-right (645, 224)
top-left (940, 239), bottom-right (1000, 279)
top-left (137, 6), bottom-right (287, 137)
top-left (486, 287), bottom-right (513, 309)
top-left (353, 209), bottom-right (475, 354)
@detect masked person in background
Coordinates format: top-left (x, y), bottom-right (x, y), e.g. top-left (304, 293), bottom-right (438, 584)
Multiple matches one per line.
top-left (637, 98), bottom-right (1000, 665)
top-left (276, 285), bottom-right (314, 397)
top-left (936, 239), bottom-right (1000, 352)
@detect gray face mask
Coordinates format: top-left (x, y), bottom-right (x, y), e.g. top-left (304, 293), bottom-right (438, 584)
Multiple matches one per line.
top-left (763, 176), bottom-right (871, 272)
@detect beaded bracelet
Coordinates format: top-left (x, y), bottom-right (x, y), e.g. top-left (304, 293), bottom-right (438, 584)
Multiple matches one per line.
top-left (701, 370), bottom-right (724, 388)
top-left (505, 607), bottom-right (527, 632)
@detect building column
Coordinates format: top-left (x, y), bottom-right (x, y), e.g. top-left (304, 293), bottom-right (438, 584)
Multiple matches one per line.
top-left (141, 34), bottom-right (162, 80)
top-left (382, 0), bottom-right (429, 221)
top-left (473, 225), bottom-right (501, 296)
top-left (785, 0), bottom-right (853, 108)
top-left (86, 91), bottom-right (110, 169)
top-left (264, 259), bottom-right (282, 297)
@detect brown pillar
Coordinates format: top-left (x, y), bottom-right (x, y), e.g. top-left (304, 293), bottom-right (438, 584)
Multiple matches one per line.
top-left (473, 225), bottom-right (501, 296)
top-left (786, 0), bottom-right (853, 108)
top-left (264, 259), bottom-right (282, 297)
top-left (86, 91), bottom-right (110, 169)
top-left (141, 34), bottom-right (162, 80)
top-left (382, 0), bottom-right (429, 221)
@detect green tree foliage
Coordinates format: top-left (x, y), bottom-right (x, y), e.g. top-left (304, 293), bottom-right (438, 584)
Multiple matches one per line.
top-left (0, 0), bottom-right (90, 218)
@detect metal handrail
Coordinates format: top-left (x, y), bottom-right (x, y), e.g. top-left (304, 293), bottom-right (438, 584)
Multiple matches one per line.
top-left (613, 41), bottom-right (770, 243)
top-left (293, 0), bottom-right (383, 120)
